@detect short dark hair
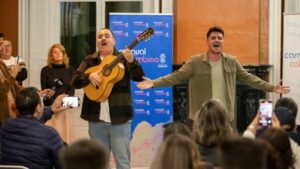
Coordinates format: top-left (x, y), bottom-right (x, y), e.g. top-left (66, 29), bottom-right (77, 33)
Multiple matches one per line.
top-left (16, 87), bottom-right (41, 115)
top-left (207, 26), bottom-right (224, 38)
top-left (275, 97), bottom-right (298, 118)
top-left (0, 32), bottom-right (4, 38)
top-left (61, 139), bottom-right (108, 169)
top-left (274, 107), bottom-right (295, 131)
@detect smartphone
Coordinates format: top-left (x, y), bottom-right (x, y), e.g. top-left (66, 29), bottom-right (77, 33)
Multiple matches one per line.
top-left (62, 96), bottom-right (80, 108)
top-left (259, 99), bottom-right (273, 126)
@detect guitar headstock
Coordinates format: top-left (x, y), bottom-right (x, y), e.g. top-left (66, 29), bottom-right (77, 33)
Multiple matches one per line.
top-left (137, 27), bottom-right (154, 42)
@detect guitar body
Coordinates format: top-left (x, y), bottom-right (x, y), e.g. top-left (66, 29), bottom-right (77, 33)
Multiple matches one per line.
top-left (82, 27), bottom-right (154, 102)
top-left (83, 55), bottom-right (125, 102)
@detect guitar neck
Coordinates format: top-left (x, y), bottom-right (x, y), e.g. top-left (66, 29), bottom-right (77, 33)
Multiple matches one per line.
top-left (109, 39), bottom-right (139, 68)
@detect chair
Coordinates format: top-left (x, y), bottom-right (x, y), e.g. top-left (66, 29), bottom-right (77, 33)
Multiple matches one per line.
top-left (0, 165), bottom-right (29, 169)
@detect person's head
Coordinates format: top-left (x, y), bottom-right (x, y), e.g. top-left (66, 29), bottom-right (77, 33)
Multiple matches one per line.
top-left (163, 122), bottom-right (192, 140)
top-left (260, 127), bottom-right (295, 169)
top-left (61, 139), bottom-right (108, 169)
top-left (97, 28), bottom-right (116, 56)
top-left (16, 87), bottom-right (43, 118)
top-left (206, 26), bottom-right (224, 55)
top-left (0, 40), bottom-right (12, 59)
top-left (275, 97), bottom-right (298, 118)
top-left (274, 107), bottom-right (296, 131)
top-left (256, 138), bottom-right (284, 169)
top-left (151, 134), bottom-right (203, 169)
top-left (193, 99), bottom-right (232, 146)
top-left (220, 136), bottom-right (267, 169)
top-left (47, 44), bottom-right (70, 67)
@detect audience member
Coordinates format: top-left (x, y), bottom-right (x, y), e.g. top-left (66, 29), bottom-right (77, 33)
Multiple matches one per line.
top-left (1, 61), bottom-right (66, 125)
top-left (0, 40), bottom-right (27, 85)
top-left (0, 60), bottom-right (21, 124)
top-left (60, 139), bottom-right (108, 169)
top-left (163, 122), bottom-right (192, 139)
top-left (1, 87), bottom-right (64, 169)
top-left (151, 134), bottom-right (205, 169)
top-left (193, 99), bottom-right (233, 167)
top-left (243, 111), bottom-right (300, 169)
top-left (275, 97), bottom-right (298, 117)
top-left (41, 43), bottom-right (75, 106)
top-left (256, 139), bottom-right (282, 169)
top-left (41, 43), bottom-right (75, 144)
top-left (274, 107), bottom-right (300, 145)
top-left (260, 127), bottom-right (295, 169)
top-left (220, 136), bottom-right (267, 169)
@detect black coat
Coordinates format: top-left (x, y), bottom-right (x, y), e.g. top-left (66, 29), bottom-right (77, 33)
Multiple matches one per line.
top-left (1, 116), bottom-right (64, 169)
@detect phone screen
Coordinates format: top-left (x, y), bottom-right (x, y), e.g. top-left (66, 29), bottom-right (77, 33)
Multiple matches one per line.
top-left (259, 99), bottom-right (273, 126)
top-left (62, 96), bottom-right (80, 108)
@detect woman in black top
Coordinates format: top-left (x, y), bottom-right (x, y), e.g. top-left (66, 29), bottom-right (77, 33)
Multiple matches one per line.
top-left (41, 44), bottom-right (75, 106)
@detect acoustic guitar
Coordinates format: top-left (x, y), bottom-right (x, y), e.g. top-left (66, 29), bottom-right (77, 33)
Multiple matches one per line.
top-left (83, 27), bottom-right (154, 102)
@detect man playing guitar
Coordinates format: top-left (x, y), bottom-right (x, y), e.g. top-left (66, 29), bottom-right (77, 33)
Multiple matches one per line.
top-left (71, 28), bottom-right (144, 169)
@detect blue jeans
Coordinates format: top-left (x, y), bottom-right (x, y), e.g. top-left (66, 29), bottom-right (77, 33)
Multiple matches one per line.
top-left (88, 121), bottom-right (131, 169)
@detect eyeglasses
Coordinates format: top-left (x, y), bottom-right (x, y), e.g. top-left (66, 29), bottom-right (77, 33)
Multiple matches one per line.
top-left (2, 44), bottom-right (12, 49)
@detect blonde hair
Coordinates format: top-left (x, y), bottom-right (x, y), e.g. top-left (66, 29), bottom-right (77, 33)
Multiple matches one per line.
top-left (151, 134), bottom-right (203, 169)
top-left (193, 99), bottom-right (232, 146)
top-left (47, 44), bottom-right (69, 68)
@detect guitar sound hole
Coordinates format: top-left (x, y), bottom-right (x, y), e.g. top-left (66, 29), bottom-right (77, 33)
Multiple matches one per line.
top-left (102, 67), bottom-right (111, 76)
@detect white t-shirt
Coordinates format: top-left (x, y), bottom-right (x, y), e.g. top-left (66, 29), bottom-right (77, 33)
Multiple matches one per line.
top-left (1, 56), bottom-right (26, 70)
top-left (99, 55), bottom-right (111, 122)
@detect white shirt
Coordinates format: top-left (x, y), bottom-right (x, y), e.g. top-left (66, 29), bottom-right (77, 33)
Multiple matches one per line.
top-left (99, 55), bottom-right (111, 122)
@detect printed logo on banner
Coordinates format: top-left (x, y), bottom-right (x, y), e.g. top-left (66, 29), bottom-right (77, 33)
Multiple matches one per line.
top-left (134, 99), bottom-right (150, 105)
top-left (154, 90), bottom-right (169, 96)
top-left (154, 30), bottom-right (169, 37)
top-left (132, 48), bottom-right (147, 55)
top-left (154, 108), bottom-right (170, 114)
top-left (135, 109), bottom-right (150, 115)
top-left (158, 53), bottom-right (168, 68)
top-left (111, 21), bottom-right (129, 27)
top-left (153, 21), bottom-right (169, 28)
top-left (133, 21), bottom-right (149, 27)
top-left (154, 99), bottom-right (170, 105)
top-left (112, 30), bottom-right (128, 37)
top-left (134, 90), bottom-right (150, 97)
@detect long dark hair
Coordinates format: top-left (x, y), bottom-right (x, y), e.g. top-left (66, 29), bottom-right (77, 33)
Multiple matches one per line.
top-left (260, 127), bottom-right (295, 169)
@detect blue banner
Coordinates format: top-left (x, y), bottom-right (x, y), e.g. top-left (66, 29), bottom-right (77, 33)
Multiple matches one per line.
top-left (110, 14), bottom-right (173, 133)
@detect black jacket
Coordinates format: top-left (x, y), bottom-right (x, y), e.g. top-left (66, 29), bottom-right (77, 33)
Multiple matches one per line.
top-left (71, 51), bottom-right (144, 124)
top-left (1, 116), bottom-right (63, 169)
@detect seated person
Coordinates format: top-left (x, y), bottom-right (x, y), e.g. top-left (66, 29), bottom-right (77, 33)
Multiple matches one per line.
top-left (220, 136), bottom-right (268, 169)
top-left (60, 139), bottom-right (108, 169)
top-left (1, 87), bottom-right (64, 169)
top-left (274, 106), bottom-right (300, 145)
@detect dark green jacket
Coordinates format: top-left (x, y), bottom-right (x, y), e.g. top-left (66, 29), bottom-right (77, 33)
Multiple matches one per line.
top-left (153, 52), bottom-right (273, 121)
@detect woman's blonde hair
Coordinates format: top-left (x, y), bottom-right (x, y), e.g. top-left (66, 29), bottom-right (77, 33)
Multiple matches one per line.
top-left (151, 134), bottom-right (203, 169)
top-left (193, 99), bottom-right (232, 146)
top-left (47, 43), bottom-right (69, 68)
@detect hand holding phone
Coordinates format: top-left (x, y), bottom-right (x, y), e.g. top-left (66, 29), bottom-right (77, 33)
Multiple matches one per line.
top-left (62, 96), bottom-right (80, 108)
top-left (259, 99), bottom-right (273, 126)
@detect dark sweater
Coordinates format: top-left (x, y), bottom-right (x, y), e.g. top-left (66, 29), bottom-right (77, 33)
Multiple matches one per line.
top-left (40, 64), bottom-right (75, 106)
top-left (1, 116), bottom-right (64, 169)
top-left (71, 51), bottom-right (144, 124)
